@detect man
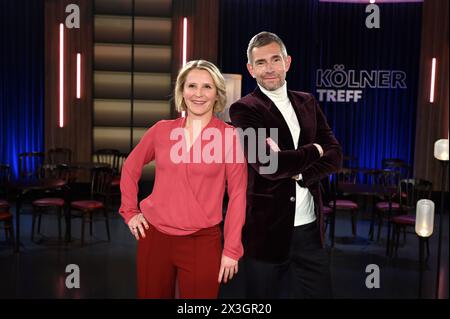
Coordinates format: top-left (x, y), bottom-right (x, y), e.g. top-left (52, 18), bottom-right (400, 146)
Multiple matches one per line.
top-left (229, 31), bottom-right (342, 298)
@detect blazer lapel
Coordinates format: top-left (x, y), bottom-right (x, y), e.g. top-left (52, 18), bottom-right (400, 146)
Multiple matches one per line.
top-left (252, 87), bottom-right (295, 150)
top-left (288, 90), bottom-right (312, 148)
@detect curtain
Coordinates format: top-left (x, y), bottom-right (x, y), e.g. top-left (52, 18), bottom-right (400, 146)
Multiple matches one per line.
top-left (219, 0), bottom-right (422, 171)
top-left (0, 0), bottom-right (44, 179)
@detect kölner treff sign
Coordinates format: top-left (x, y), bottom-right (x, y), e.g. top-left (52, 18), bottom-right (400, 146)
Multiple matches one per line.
top-left (316, 65), bottom-right (407, 103)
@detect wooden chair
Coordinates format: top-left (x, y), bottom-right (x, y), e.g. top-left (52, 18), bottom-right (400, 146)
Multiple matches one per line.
top-left (0, 164), bottom-right (14, 245)
top-left (372, 170), bottom-right (402, 241)
top-left (382, 158), bottom-right (410, 183)
top-left (94, 149), bottom-right (127, 210)
top-left (93, 149), bottom-right (119, 171)
top-left (390, 178), bottom-right (433, 258)
top-left (18, 152), bottom-right (45, 180)
top-left (69, 167), bottom-right (113, 246)
top-left (327, 168), bottom-right (360, 246)
top-left (30, 164), bottom-right (70, 241)
top-left (47, 148), bottom-right (72, 165)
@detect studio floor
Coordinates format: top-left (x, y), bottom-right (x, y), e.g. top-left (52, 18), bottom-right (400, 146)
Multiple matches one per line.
top-left (0, 202), bottom-right (448, 299)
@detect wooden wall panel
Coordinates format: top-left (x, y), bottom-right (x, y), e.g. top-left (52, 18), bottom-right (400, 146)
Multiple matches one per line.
top-left (44, 0), bottom-right (93, 162)
top-left (171, 0), bottom-right (219, 117)
top-left (414, 0), bottom-right (449, 191)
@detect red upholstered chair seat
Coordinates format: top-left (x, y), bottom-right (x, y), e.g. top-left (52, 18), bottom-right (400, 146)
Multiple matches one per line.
top-left (0, 211), bottom-right (12, 221)
top-left (391, 214), bottom-right (415, 226)
top-left (111, 176), bottom-right (120, 187)
top-left (32, 198), bottom-right (65, 207)
top-left (0, 200), bottom-right (10, 209)
top-left (375, 202), bottom-right (401, 211)
top-left (328, 200), bottom-right (359, 210)
top-left (322, 206), bottom-right (333, 215)
top-left (71, 200), bottom-right (104, 210)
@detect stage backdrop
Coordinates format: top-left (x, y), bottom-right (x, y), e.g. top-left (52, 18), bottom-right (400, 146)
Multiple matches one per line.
top-left (0, 0), bottom-right (45, 179)
top-left (219, 0), bottom-right (422, 171)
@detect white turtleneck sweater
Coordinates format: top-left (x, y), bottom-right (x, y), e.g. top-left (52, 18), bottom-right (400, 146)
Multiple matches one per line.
top-left (259, 83), bottom-right (316, 226)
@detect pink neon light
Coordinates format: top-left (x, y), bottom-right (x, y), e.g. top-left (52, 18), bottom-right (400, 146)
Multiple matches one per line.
top-left (181, 17), bottom-right (188, 117)
top-left (77, 53), bottom-right (81, 99)
top-left (430, 58), bottom-right (436, 103)
top-left (182, 17), bottom-right (187, 67)
top-left (59, 23), bottom-right (64, 127)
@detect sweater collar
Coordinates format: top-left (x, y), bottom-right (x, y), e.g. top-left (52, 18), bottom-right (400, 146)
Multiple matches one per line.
top-left (258, 82), bottom-right (289, 105)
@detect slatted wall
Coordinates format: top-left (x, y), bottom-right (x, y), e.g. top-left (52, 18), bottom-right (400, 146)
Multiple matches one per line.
top-left (93, 0), bottom-right (173, 180)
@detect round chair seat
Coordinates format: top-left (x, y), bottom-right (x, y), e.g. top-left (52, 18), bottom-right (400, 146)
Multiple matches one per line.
top-left (32, 198), bottom-right (65, 207)
top-left (71, 200), bottom-right (104, 210)
top-left (111, 176), bottom-right (120, 187)
top-left (328, 200), bottom-right (359, 210)
top-left (0, 199), bottom-right (10, 209)
top-left (323, 206), bottom-right (333, 215)
top-left (0, 211), bottom-right (12, 221)
top-left (391, 214), bottom-right (415, 226)
top-left (376, 202), bottom-right (401, 211)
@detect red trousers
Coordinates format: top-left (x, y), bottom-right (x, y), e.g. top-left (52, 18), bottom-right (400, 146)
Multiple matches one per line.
top-left (137, 223), bottom-right (222, 299)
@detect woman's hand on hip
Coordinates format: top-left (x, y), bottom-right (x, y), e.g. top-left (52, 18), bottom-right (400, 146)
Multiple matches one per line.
top-left (218, 254), bottom-right (238, 283)
top-left (127, 213), bottom-right (149, 240)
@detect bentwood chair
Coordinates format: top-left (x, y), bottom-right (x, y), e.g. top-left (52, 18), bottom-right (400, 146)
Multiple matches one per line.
top-left (0, 164), bottom-right (14, 245)
top-left (69, 167), bottom-right (113, 246)
top-left (30, 164), bottom-right (70, 241)
top-left (18, 152), bottom-right (45, 180)
top-left (382, 158), bottom-right (410, 184)
top-left (389, 179), bottom-right (433, 258)
top-left (47, 148), bottom-right (72, 165)
top-left (93, 149), bottom-right (127, 210)
top-left (327, 168), bottom-right (360, 246)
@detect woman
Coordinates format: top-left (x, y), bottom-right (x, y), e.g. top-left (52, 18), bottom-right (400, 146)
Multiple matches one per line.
top-left (119, 60), bottom-right (247, 298)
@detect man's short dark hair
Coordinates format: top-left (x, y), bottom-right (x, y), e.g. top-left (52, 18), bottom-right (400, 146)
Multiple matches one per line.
top-left (247, 31), bottom-right (288, 64)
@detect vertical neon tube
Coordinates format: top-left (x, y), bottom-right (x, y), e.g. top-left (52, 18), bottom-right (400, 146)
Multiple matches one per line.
top-left (59, 23), bottom-right (64, 127)
top-left (76, 53), bottom-right (81, 99)
top-left (181, 17), bottom-right (188, 118)
top-left (430, 58), bottom-right (436, 103)
top-left (182, 17), bottom-right (188, 67)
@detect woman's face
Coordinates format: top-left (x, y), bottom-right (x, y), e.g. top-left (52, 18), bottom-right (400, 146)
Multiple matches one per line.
top-left (182, 69), bottom-right (217, 118)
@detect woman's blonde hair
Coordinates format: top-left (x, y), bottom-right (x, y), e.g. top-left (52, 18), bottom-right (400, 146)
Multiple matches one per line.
top-left (174, 60), bottom-right (227, 113)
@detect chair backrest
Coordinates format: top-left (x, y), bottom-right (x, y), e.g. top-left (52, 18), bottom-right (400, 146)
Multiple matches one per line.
top-left (18, 152), bottom-right (45, 180)
top-left (335, 168), bottom-right (358, 185)
top-left (48, 148), bottom-right (72, 164)
top-left (330, 168), bottom-right (358, 200)
top-left (320, 175), bottom-right (334, 204)
top-left (377, 169), bottom-right (400, 187)
top-left (0, 164), bottom-right (11, 198)
top-left (343, 155), bottom-right (358, 169)
top-left (90, 167), bottom-right (113, 200)
top-left (382, 158), bottom-right (410, 179)
top-left (39, 163), bottom-right (70, 181)
top-left (398, 178), bottom-right (433, 213)
top-left (116, 152), bottom-right (128, 175)
top-left (93, 149), bottom-right (120, 174)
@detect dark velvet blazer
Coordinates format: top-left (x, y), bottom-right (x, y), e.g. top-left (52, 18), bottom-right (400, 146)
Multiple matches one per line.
top-left (229, 87), bottom-right (342, 263)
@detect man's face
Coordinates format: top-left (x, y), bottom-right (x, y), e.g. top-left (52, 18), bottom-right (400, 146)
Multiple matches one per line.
top-left (247, 42), bottom-right (291, 91)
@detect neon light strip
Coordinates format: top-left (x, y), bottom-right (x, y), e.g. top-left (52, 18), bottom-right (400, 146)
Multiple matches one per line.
top-left (59, 23), bottom-right (64, 127)
top-left (181, 17), bottom-right (188, 118)
top-left (76, 53), bottom-right (81, 99)
top-left (430, 58), bottom-right (436, 103)
top-left (182, 17), bottom-right (187, 67)
top-left (319, 0), bottom-right (422, 3)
